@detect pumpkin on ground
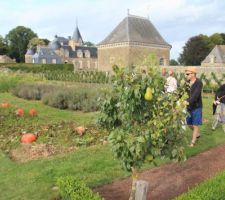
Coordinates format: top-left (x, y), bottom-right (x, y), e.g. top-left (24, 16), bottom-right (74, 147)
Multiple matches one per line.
top-left (21, 133), bottom-right (37, 143)
top-left (0, 102), bottom-right (11, 108)
top-left (15, 108), bottom-right (25, 117)
top-left (29, 108), bottom-right (38, 117)
top-left (74, 126), bottom-right (87, 136)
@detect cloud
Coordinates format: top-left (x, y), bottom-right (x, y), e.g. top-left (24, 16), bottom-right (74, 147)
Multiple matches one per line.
top-left (1, 0), bottom-right (225, 59)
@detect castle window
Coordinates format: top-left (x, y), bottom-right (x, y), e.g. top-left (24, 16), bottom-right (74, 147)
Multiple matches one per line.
top-left (110, 56), bottom-right (115, 64)
top-left (95, 61), bottom-right (98, 69)
top-left (65, 50), bottom-right (69, 57)
top-left (42, 58), bottom-right (46, 64)
top-left (77, 50), bottom-right (83, 58)
top-left (52, 59), bottom-right (57, 64)
top-left (84, 50), bottom-right (90, 58)
top-left (87, 60), bottom-right (90, 68)
top-left (210, 56), bottom-right (216, 63)
top-left (79, 61), bottom-right (83, 69)
top-left (159, 58), bottom-right (164, 66)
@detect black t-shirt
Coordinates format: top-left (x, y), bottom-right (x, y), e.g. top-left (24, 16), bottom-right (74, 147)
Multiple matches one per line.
top-left (215, 84), bottom-right (225, 104)
top-left (187, 79), bottom-right (203, 111)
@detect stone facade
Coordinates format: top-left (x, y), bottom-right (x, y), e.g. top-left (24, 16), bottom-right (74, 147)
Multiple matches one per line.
top-left (97, 15), bottom-right (171, 72)
top-left (201, 45), bottom-right (225, 67)
top-left (0, 55), bottom-right (16, 63)
top-left (98, 44), bottom-right (170, 72)
top-left (161, 66), bottom-right (225, 79)
top-left (25, 26), bottom-right (97, 70)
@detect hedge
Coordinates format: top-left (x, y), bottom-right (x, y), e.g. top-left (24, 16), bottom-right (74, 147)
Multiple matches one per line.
top-left (0, 63), bottom-right (74, 72)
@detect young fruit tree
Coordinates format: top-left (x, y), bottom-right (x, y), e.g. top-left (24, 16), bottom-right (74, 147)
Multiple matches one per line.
top-left (98, 55), bottom-right (188, 200)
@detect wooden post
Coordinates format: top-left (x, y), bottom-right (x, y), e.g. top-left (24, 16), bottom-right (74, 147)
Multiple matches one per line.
top-left (135, 180), bottom-right (149, 200)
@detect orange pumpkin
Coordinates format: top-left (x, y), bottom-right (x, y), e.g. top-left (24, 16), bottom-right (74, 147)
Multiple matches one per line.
top-left (29, 108), bottom-right (38, 117)
top-left (0, 102), bottom-right (11, 108)
top-left (21, 133), bottom-right (37, 143)
top-left (15, 108), bottom-right (25, 117)
top-left (74, 126), bottom-right (87, 136)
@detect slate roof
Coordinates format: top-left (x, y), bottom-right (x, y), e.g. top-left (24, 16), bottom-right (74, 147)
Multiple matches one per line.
top-left (202, 45), bottom-right (225, 63)
top-left (33, 47), bottom-right (60, 59)
top-left (26, 48), bottom-right (35, 55)
top-left (72, 26), bottom-right (83, 44)
top-left (48, 35), bottom-right (69, 50)
top-left (98, 15), bottom-right (171, 48)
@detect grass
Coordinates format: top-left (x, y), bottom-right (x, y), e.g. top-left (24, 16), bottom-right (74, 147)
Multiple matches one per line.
top-left (0, 92), bottom-right (96, 124)
top-left (0, 93), bottom-right (225, 200)
top-left (176, 170), bottom-right (225, 200)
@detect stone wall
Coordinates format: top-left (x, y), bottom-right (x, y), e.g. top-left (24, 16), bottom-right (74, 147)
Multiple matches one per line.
top-left (98, 45), bottom-right (130, 72)
top-left (98, 44), bottom-right (170, 72)
top-left (0, 55), bottom-right (16, 63)
top-left (129, 46), bottom-right (170, 66)
top-left (73, 57), bottom-right (98, 71)
top-left (161, 66), bottom-right (225, 79)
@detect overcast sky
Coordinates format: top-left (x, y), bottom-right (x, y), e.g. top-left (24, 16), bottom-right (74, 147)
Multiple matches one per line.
top-left (1, 0), bottom-right (225, 60)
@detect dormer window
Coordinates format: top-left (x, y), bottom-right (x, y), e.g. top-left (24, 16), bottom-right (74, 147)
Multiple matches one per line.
top-left (77, 50), bottom-right (83, 58)
top-left (210, 56), bottom-right (216, 63)
top-left (84, 50), bottom-right (90, 58)
top-left (159, 58), bottom-right (164, 66)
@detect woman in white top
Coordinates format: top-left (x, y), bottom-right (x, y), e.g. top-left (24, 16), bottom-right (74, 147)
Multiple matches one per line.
top-left (165, 70), bottom-right (177, 93)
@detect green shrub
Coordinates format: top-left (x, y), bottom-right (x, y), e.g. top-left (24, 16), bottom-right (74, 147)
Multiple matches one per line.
top-left (0, 73), bottom-right (44, 92)
top-left (42, 87), bottom-right (101, 112)
top-left (1, 63), bottom-right (73, 73)
top-left (12, 84), bottom-right (58, 100)
top-left (56, 176), bottom-right (102, 200)
top-left (176, 170), bottom-right (225, 200)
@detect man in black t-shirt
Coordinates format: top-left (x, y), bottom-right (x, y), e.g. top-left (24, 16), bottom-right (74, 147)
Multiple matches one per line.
top-left (185, 67), bottom-right (203, 147)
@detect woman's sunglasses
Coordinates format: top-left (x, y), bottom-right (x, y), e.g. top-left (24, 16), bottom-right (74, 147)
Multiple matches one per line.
top-left (185, 73), bottom-right (192, 76)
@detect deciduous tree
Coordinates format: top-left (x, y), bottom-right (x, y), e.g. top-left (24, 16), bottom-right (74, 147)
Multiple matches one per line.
top-left (5, 26), bottom-right (37, 62)
top-left (0, 35), bottom-right (8, 55)
top-left (178, 34), bottom-right (211, 65)
top-left (98, 55), bottom-right (188, 199)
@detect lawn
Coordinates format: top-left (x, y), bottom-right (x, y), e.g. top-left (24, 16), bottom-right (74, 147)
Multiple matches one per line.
top-left (0, 93), bottom-right (225, 200)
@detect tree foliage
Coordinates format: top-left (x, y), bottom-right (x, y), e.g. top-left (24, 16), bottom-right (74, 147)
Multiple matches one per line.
top-left (178, 33), bottom-right (225, 65)
top-left (0, 35), bottom-right (8, 55)
top-left (5, 26), bottom-right (37, 62)
top-left (98, 55), bottom-right (188, 172)
top-left (170, 59), bottom-right (179, 66)
top-left (28, 37), bottom-right (46, 49)
top-left (84, 41), bottom-right (95, 47)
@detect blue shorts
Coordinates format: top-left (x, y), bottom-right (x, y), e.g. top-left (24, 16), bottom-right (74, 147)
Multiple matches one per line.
top-left (186, 107), bottom-right (202, 126)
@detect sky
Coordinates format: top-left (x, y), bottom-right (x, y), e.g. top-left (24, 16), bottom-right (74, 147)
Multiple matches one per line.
top-left (1, 0), bottom-right (225, 60)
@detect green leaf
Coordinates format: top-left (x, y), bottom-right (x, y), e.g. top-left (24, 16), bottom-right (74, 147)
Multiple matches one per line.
top-left (137, 136), bottom-right (145, 143)
top-left (145, 154), bottom-right (153, 161)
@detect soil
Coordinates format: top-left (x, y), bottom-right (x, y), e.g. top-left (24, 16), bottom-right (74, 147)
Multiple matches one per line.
top-left (10, 143), bottom-right (77, 162)
top-left (95, 143), bottom-right (225, 200)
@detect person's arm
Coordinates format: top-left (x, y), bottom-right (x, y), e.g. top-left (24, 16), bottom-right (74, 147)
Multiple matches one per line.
top-left (187, 81), bottom-right (203, 106)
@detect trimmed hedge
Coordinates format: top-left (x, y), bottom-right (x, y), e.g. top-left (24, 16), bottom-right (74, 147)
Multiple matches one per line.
top-left (12, 83), bottom-right (111, 112)
top-left (56, 176), bottom-right (102, 200)
top-left (176, 170), bottom-right (225, 200)
top-left (0, 63), bottom-right (74, 72)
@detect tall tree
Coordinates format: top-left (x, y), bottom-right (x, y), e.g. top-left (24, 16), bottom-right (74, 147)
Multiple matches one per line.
top-left (178, 34), bottom-right (212, 65)
top-left (220, 33), bottom-right (225, 44)
top-left (83, 41), bottom-right (95, 47)
top-left (0, 35), bottom-right (8, 55)
top-left (6, 26), bottom-right (37, 62)
top-left (28, 37), bottom-right (46, 49)
top-left (210, 33), bottom-right (224, 46)
top-left (170, 59), bottom-right (179, 66)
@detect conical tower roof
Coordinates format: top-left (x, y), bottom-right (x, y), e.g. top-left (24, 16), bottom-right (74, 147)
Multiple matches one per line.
top-left (72, 25), bottom-right (83, 45)
top-left (98, 15), bottom-right (171, 48)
